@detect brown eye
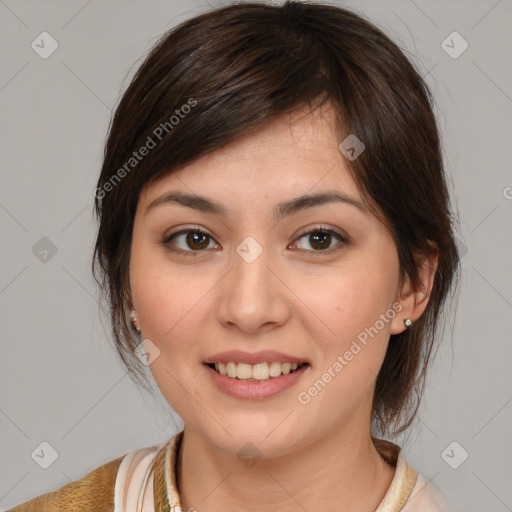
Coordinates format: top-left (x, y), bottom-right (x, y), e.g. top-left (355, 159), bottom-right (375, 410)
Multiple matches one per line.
top-left (308, 231), bottom-right (333, 250)
top-left (184, 231), bottom-right (210, 250)
top-left (293, 227), bottom-right (347, 254)
top-left (163, 229), bottom-right (217, 255)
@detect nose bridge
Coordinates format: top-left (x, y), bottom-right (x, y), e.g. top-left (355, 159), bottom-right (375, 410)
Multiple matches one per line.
top-left (216, 234), bottom-right (287, 331)
top-left (231, 234), bottom-right (271, 303)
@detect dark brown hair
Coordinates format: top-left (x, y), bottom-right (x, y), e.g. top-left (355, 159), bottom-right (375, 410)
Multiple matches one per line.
top-left (92, 0), bottom-right (460, 437)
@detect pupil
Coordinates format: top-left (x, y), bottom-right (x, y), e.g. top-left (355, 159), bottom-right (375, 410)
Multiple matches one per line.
top-left (311, 232), bottom-right (330, 250)
top-left (187, 231), bottom-right (209, 250)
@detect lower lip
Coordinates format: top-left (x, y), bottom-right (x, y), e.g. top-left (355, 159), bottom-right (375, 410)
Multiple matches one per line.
top-left (203, 364), bottom-right (310, 400)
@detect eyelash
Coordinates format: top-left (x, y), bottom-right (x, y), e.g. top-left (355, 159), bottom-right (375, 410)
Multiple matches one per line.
top-left (161, 225), bottom-right (348, 257)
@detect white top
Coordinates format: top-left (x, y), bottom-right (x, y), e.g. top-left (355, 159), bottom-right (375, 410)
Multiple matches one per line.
top-left (402, 473), bottom-right (454, 512)
top-left (375, 451), bottom-right (453, 512)
top-left (113, 432), bottom-right (454, 512)
top-left (113, 444), bottom-right (162, 512)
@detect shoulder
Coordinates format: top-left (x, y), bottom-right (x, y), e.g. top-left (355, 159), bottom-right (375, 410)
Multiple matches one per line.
top-left (6, 443), bottom-right (163, 512)
top-left (7, 454), bottom-right (125, 512)
top-left (373, 438), bottom-right (456, 512)
top-left (401, 471), bottom-right (455, 512)
top-left (114, 443), bottom-right (164, 511)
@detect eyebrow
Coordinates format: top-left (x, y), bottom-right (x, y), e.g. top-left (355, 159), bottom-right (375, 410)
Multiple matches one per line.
top-left (144, 190), bottom-right (370, 219)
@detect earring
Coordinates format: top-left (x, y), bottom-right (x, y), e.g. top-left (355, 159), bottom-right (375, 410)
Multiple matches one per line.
top-left (404, 318), bottom-right (413, 329)
top-left (130, 310), bottom-right (141, 333)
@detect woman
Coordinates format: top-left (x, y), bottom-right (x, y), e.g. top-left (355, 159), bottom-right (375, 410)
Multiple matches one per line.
top-left (9, 1), bottom-right (460, 511)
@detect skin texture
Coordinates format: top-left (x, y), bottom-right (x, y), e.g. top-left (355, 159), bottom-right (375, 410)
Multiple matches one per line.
top-left (129, 104), bottom-right (438, 512)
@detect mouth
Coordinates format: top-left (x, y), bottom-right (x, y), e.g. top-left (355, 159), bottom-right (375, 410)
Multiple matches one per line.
top-left (204, 361), bottom-right (310, 382)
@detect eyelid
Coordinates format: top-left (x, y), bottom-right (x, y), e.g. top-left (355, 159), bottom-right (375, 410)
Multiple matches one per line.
top-left (289, 224), bottom-right (348, 254)
top-left (293, 223), bottom-right (347, 242)
top-left (162, 224), bottom-right (348, 255)
top-left (161, 225), bottom-right (219, 256)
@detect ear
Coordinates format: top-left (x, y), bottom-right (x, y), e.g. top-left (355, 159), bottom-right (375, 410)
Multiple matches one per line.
top-left (389, 242), bottom-right (439, 335)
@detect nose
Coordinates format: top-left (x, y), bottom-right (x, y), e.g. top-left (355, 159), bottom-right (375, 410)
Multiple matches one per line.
top-left (216, 240), bottom-right (290, 334)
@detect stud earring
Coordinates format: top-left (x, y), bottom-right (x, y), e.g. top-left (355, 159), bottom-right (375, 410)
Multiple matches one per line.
top-left (130, 310), bottom-right (141, 333)
top-left (404, 318), bottom-right (413, 329)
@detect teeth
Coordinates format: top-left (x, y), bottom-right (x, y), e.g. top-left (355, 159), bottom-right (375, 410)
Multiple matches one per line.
top-left (269, 361), bottom-right (282, 377)
top-left (252, 362), bottom-right (269, 380)
top-left (236, 363), bottom-right (252, 380)
top-left (213, 361), bottom-right (306, 381)
top-left (226, 362), bottom-right (236, 378)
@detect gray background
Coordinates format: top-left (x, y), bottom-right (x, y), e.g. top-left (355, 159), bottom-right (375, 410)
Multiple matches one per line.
top-left (1, 0), bottom-right (511, 510)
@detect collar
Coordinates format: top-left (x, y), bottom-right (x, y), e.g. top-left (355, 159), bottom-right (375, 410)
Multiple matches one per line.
top-left (153, 431), bottom-right (418, 512)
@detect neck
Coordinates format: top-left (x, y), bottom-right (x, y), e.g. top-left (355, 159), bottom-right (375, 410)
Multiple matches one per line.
top-left (176, 424), bottom-right (396, 512)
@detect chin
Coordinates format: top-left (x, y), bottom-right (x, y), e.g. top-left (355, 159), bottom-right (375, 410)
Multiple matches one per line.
top-left (195, 417), bottom-right (305, 461)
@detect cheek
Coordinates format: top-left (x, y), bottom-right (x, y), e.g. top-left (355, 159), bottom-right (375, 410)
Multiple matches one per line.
top-left (132, 271), bottom-right (204, 354)
top-left (129, 247), bottom-right (208, 414)
top-left (296, 251), bottom-right (399, 390)
top-left (293, 280), bottom-right (398, 423)
top-left (298, 255), bottom-right (398, 338)
top-left (130, 241), bottom-right (192, 352)
top-left (131, 234), bottom-right (183, 326)
top-left (129, 242), bottom-right (221, 368)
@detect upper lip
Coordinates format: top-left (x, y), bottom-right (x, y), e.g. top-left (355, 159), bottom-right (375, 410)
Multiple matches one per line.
top-left (203, 350), bottom-right (311, 365)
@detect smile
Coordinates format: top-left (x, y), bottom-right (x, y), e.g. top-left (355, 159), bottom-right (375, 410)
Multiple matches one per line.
top-left (208, 361), bottom-right (308, 381)
top-left (203, 361), bottom-right (311, 400)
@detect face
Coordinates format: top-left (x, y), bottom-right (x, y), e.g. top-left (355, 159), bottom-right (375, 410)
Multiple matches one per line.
top-left (129, 105), bottom-right (406, 458)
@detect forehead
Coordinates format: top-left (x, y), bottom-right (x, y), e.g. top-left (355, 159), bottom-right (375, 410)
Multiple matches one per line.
top-left (141, 104), bottom-right (362, 204)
